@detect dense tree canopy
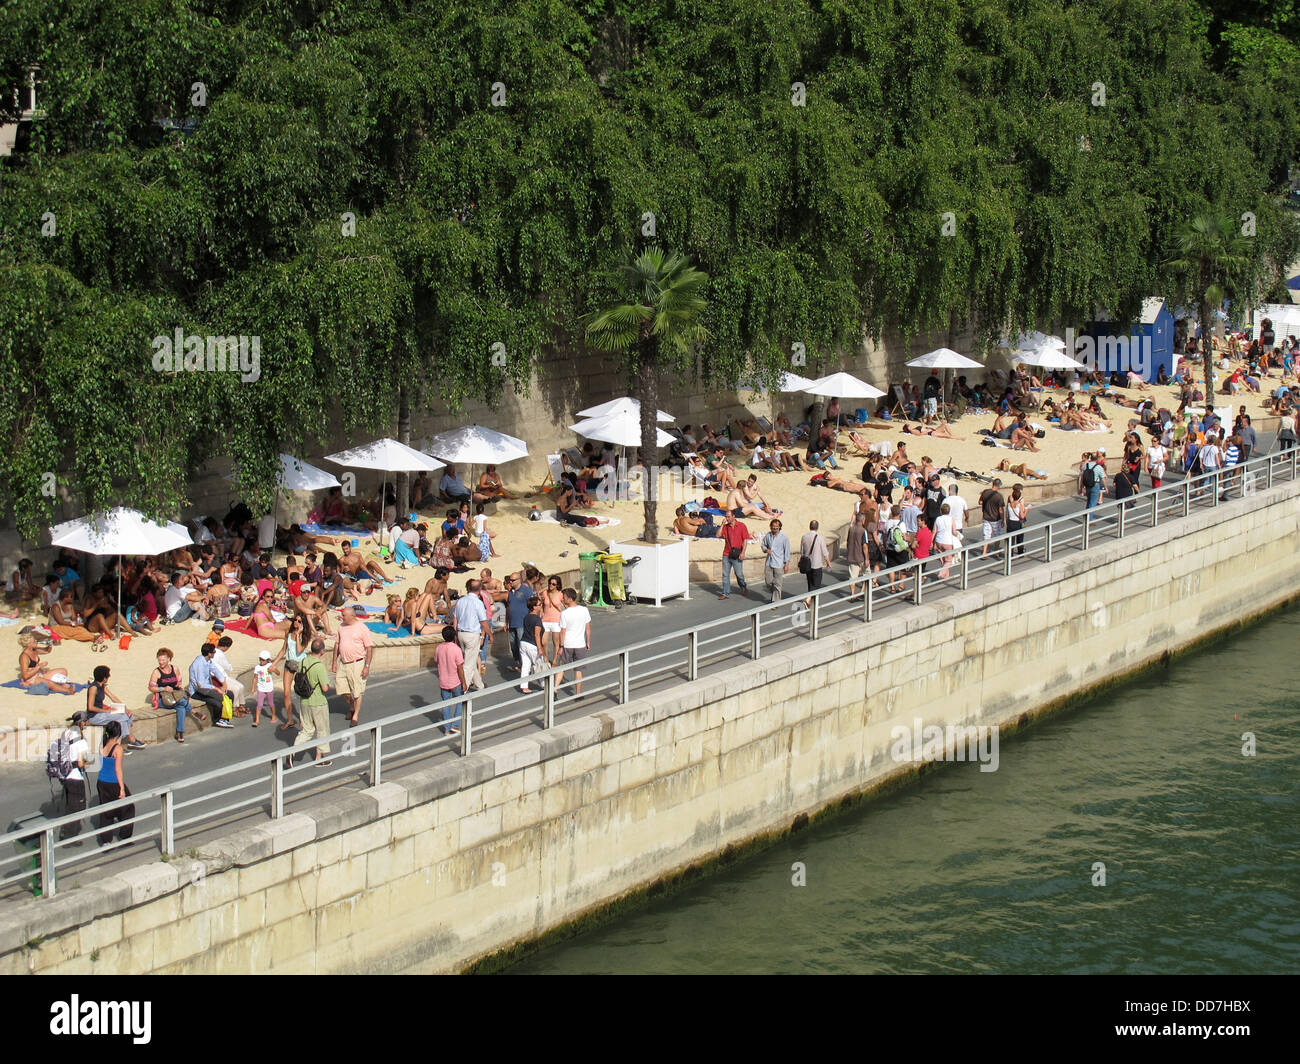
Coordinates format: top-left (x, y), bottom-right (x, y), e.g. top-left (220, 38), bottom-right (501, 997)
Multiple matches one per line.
top-left (0, 0), bottom-right (1296, 539)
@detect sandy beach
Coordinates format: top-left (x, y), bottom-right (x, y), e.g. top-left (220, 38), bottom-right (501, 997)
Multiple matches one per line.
top-left (1, 378), bottom-right (1282, 732)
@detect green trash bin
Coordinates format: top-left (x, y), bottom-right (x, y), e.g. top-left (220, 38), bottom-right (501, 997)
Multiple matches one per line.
top-left (600, 553), bottom-right (626, 603)
top-left (578, 552), bottom-right (604, 606)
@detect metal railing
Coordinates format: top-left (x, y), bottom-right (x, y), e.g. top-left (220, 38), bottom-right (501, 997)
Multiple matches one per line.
top-left (4, 444), bottom-right (1297, 899)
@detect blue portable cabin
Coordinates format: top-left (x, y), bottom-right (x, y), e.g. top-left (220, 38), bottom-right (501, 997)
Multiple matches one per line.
top-left (1084, 297), bottom-right (1175, 382)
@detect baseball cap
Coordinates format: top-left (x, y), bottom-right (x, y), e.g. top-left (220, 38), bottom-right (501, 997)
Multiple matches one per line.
top-left (1096, 447), bottom-right (1106, 455)
top-left (258, 650), bottom-right (272, 661)
top-left (212, 619), bottom-right (226, 631)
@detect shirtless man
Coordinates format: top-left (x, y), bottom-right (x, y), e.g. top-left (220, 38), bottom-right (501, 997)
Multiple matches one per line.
top-left (1009, 414), bottom-right (1040, 451)
top-left (1060, 406), bottom-right (1111, 431)
top-left (292, 581), bottom-right (332, 636)
top-left (994, 458), bottom-right (1048, 481)
top-left (673, 506), bottom-right (717, 538)
top-left (726, 476), bottom-right (780, 520)
top-left (817, 471), bottom-right (873, 493)
top-left (338, 542), bottom-right (389, 586)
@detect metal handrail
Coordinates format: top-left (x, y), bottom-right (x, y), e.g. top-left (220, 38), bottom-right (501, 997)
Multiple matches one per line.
top-left (4, 444), bottom-right (1296, 897)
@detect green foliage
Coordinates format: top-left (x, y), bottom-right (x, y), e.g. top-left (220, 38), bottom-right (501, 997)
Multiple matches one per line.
top-left (0, 0), bottom-right (1297, 540)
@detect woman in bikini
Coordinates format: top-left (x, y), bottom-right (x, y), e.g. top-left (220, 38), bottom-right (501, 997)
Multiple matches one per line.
top-left (994, 459), bottom-right (1048, 480)
top-left (18, 634), bottom-right (74, 694)
top-left (387, 593), bottom-right (407, 627)
top-left (903, 422), bottom-right (964, 439)
top-left (249, 588), bottom-right (292, 639)
top-left (541, 576), bottom-right (565, 666)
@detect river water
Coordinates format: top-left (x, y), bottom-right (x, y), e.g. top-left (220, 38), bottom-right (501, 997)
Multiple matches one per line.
top-left (506, 606), bottom-right (1300, 974)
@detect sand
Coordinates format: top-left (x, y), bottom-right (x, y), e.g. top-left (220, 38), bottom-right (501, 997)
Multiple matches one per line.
top-left (2, 376), bottom-right (1283, 730)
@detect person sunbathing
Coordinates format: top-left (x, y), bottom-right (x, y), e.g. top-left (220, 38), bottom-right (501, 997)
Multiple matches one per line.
top-left (673, 506), bottom-right (717, 538)
top-left (990, 413), bottom-right (1019, 441)
top-left (1009, 415), bottom-right (1040, 451)
top-left (1060, 407), bottom-right (1111, 431)
top-left (338, 542), bottom-right (389, 585)
top-left (995, 459), bottom-right (1048, 480)
top-left (19, 633), bottom-right (75, 694)
top-left (726, 477), bottom-right (780, 520)
top-left (902, 422), bottom-right (964, 439)
top-left (386, 593), bottom-right (407, 626)
top-left (813, 471), bottom-right (873, 493)
top-left (731, 418), bottom-right (763, 447)
top-left (248, 588), bottom-right (293, 639)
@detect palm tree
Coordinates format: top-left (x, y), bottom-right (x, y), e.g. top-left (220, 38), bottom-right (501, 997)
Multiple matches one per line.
top-left (1168, 213), bottom-right (1250, 403)
top-left (583, 247), bottom-right (709, 544)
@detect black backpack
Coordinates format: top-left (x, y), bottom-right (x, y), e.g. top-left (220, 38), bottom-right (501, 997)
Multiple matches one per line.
top-left (293, 661), bottom-right (317, 699)
top-left (1081, 463), bottom-right (1097, 490)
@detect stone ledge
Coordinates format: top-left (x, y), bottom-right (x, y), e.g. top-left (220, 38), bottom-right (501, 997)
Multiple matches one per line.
top-left (303, 794), bottom-right (378, 838)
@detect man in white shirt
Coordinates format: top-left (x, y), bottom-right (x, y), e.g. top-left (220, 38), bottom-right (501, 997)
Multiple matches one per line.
top-left (945, 485), bottom-right (969, 531)
top-left (165, 571), bottom-right (208, 622)
top-left (557, 588), bottom-right (592, 699)
top-left (214, 636), bottom-right (247, 711)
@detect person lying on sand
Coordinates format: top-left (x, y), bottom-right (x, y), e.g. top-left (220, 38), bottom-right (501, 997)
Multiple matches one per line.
top-left (902, 422), bottom-right (964, 439)
top-left (1060, 407), bottom-right (1111, 431)
top-left (811, 471), bottom-right (873, 493)
top-left (994, 459), bottom-right (1048, 481)
top-left (726, 477), bottom-right (780, 520)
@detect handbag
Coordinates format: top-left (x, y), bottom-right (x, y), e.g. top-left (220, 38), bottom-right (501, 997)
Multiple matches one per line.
top-left (159, 689), bottom-right (180, 708)
top-left (727, 547), bottom-right (742, 561)
top-left (797, 556), bottom-right (812, 574)
top-left (220, 693), bottom-right (234, 721)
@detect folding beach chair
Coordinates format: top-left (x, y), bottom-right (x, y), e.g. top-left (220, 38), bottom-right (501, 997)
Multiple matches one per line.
top-left (846, 431), bottom-right (874, 457)
top-left (889, 385), bottom-right (908, 419)
top-left (534, 454), bottom-right (564, 496)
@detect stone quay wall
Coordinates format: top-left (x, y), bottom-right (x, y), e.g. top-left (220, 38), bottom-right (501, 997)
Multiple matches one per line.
top-left (3, 474), bottom-right (1296, 974)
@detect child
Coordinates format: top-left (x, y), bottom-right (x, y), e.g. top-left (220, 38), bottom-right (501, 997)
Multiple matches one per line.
top-left (253, 650), bottom-right (278, 727)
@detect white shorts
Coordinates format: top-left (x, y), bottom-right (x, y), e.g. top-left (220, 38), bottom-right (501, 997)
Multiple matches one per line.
top-left (542, 621), bottom-right (561, 633)
top-left (983, 520), bottom-right (1004, 540)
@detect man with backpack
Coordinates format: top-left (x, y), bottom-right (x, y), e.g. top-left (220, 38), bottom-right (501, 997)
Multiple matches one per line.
top-left (48, 713), bottom-right (91, 840)
top-left (290, 636), bottom-right (332, 767)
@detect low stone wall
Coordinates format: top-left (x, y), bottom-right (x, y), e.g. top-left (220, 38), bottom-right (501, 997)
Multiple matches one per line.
top-left (2, 475), bottom-right (1297, 974)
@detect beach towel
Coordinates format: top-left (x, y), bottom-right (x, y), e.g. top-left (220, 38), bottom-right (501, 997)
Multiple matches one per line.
top-left (365, 621), bottom-right (407, 638)
top-left (3, 679), bottom-right (87, 696)
top-left (219, 616), bottom-right (277, 639)
top-left (300, 521), bottom-right (373, 539)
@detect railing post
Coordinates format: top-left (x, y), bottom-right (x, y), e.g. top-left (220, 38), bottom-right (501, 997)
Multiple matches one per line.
top-left (687, 630), bottom-right (699, 681)
top-left (1043, 524), bottom-right (1053, 563)
top-left (1081, 510), bottom-right (1091, 550)
top-left (750, 612), bottom-right (761, 659)
top-left (160, 789), bottom-right (175, 856)
top-left (459, 696), bottom-right (473, 756)
top-left (1151, 487), bottom-right (1159, 527)
top-left (369, 724), bottom-right (382, 787)
top-left (619, 650), bottom-right (630, 703)
top-left (40, 828), bottom-right (55, 898)
top-left (543, 670), bottom-right (556, 729)
top-left (1183, 481), bottom-right (1191, 517)
top-left (1211, 473), bottom-right (1220, 506)
top-left (864, 580), bottom-right (873, 622)
top-left (1002, 537), bottom-right (1012, 577)
top-left (809, 592), bottom-right (820, 640)
top-left (1291, 446), bottom-right (1298, 481)
top-left (1266, 454), bottom-right (1274, 490)
top-left (960, 546), bottom-right (970, 588)
top-left (912, 560), bottom-right (923, 604)
top-left (1117, 499), bottom-right (1126, 539)
top-left (271, 756), bottom-right (284, 819)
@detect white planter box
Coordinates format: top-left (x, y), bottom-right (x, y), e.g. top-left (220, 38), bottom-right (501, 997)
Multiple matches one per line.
top-left (607, 538), bottom-right (690, 606)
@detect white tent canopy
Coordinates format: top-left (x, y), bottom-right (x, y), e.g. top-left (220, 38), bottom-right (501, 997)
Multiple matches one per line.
top-left (570, 414), bottom-right (676, 449)
top-left (906, 348), bottom-right (984, 370)
top-left (802, 371), bottom-right (886, 400)
top-left (576, 397), bottom-right (675, 422)
top-left (423, 424), bottom-right (529, 466)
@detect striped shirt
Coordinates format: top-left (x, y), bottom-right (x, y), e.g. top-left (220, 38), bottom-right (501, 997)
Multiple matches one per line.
top-left (1224, 444), bottom-right (1240, 466)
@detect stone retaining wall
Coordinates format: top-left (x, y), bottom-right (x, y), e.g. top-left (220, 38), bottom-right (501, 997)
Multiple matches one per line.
top-left (3, 474), bottom-right (1296, 974)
